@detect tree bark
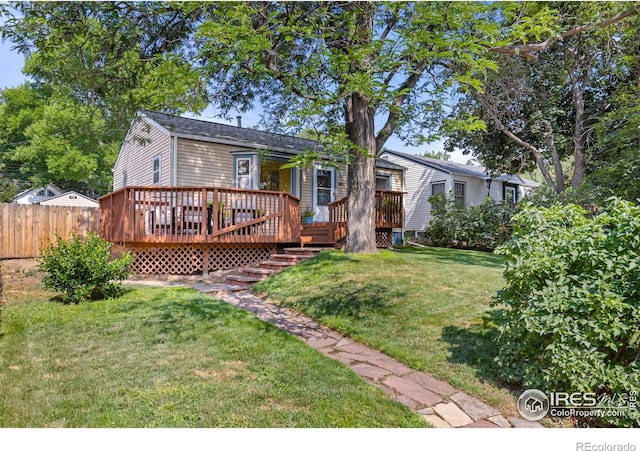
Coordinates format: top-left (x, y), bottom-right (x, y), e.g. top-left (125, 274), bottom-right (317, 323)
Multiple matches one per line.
top-left (344, 92), bottom-right (377, 253)
top-left (543, 121), bottom-right (565, 192)
top-left (568, 54), bottom-right (588, 188)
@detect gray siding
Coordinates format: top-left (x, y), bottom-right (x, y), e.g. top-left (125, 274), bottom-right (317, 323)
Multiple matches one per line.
top-left (176, 138), bottom-right (236, 187)
top-left (381, 152), bottom-right (449, 233)
top-left (113, 118), bottom-right (171, 190)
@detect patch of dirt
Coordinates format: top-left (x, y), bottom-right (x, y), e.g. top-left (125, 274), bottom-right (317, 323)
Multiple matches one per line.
top-left (0, 258), bottom-right (53, 304)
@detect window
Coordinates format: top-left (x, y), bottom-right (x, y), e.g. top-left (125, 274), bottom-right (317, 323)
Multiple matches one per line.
top-left (152, 155), bottom-right (161, 184)
top-left (505, 186), bottom-right (517, 204)
top-left (454, 181), bottom-right (465, 207)
top-left (316, 169), bottom-right (333, 206)
top-left (122, 170), bottom-right (128, 188)
top-left (431, 182), bottom-right (445, 197)
top-left (260, 159), bottom-right (292, 193)
top-left (236, 158), bottom-right (251, 189)
top-left (376, 174), bottom-right (391, 191)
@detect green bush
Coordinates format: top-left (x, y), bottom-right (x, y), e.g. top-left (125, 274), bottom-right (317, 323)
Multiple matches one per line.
top-left (494, 199), bottom-right (640, 426)
top-left (39, 232), bottom-right (134, 303)
top-left (424, 194), bottom-right (514, 251)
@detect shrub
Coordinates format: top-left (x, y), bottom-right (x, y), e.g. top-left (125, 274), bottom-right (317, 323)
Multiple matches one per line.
top-left (39, 232), bottom-right (134, 303)
top-left (493, 199), bottom-right (640, 426)
top-left (424, 194), bottom-right (514, 251)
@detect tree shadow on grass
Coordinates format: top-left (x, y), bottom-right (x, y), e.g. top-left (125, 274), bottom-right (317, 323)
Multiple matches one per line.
top-left (48, 286), bottom-right (135, 305)
top-left (283, 280), bottom-right (406, 319)
top-left (394, 246), bottom-right (505, 269)
top-left (440, 310), bottom-right (507, 386)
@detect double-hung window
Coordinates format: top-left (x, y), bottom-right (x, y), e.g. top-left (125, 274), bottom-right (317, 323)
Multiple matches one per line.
top-left (431, 181), bottom-right (445, 197)
top-left (152, 155), bottom-right (161, 184)
top-left (236, 158), bottom-right (251, 189)
top-left (454, 181), bottom-right (465, 207)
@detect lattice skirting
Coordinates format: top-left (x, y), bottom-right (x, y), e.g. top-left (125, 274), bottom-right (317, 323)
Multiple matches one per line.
top-left (125, 244), bottom-right (276, 275)
top-left (335, 230), bottom-right (393, 249)
top-left (376, 230), bottom-right (393, 249)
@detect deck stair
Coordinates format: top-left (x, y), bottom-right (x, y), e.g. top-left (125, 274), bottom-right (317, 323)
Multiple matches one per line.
top-left (300, 222), bottom-right (337, 247)
top-left (222, 247), bottom-right (327, 288)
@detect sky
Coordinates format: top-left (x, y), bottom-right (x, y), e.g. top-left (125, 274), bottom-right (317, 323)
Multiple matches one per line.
top-left (0, 37), bottom-right (470, 164)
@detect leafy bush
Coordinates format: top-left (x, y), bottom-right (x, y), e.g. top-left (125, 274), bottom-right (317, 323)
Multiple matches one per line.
top-left (39, 232), bottom-right (133, 303)
top-left (494, 199), bottom-right (640, 426)
top-left (424, 194), bottom-right (514, 251)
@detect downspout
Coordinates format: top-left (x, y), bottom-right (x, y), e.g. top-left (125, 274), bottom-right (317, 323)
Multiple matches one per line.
top-left (172, 135), bottom-right (178, 185)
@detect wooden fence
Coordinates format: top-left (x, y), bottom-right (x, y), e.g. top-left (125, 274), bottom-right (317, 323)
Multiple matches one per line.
top-left (0, 203), bottom-right (99, 259)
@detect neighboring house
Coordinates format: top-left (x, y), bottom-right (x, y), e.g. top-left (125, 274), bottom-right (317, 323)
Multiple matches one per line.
top-left (379, 149), bottom-right (538, 236)
top-left (11, 184), bottom-right (62, 205)
top-left (114, 110), bottom-right (406, 222)
top-left (37, 191), bottom-right (98, 208)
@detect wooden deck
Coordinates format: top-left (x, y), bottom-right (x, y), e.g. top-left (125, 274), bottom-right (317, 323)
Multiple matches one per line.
top-left (328, 191), bottom-right (404, 243)
top-left (99, 187), bottom-right (403, 274)
top-left (99, 186), bottom-right (301, 245)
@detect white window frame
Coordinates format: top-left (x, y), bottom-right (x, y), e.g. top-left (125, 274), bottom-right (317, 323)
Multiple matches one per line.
top-left (236, 157), bottom-right (252, 189)
top-left (505, 185), bottom-right (517, 204)
top-left (454, 181), bottom-right (466, 207)
top-left (152, 155), bottom-right (161, 185)
top-left (122, 170), bottom-right (128, 188)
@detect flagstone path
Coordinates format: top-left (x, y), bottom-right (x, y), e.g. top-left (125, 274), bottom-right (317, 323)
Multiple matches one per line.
top-left (128, 278), bottom-right (543, 428)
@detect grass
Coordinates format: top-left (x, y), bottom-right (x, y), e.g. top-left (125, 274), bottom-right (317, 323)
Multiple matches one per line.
top-left (253, 246), bottom-right (519, 417)
top-left (0, 280), bottom-right (425, 427)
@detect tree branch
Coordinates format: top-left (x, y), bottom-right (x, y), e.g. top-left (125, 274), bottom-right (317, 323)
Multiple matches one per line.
top-left (375, 58), bottom-right (429, 151)
top-left (475, 91), bottom-right (558, 191)
top-left (490, 6), bottom-right (640, 60)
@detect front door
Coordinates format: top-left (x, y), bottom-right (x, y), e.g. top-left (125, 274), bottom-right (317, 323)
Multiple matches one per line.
top-left (313, 166), bottom-right (335, 222)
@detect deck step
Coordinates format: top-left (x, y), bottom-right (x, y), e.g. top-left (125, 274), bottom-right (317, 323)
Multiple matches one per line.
top-left (283, 247), bottom-right (325, 254)
top-left (271, 253), bottom-right (312, 262)
top-left (240, 267), bottom-right (280, 277)
top-left (259, 260), bottom-right (297, 270)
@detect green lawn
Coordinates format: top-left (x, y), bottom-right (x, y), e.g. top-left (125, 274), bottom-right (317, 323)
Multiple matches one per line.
top-left (0, 285), bottom-right (425, 427)
top-left (254, 246), bottom-right (518, 417)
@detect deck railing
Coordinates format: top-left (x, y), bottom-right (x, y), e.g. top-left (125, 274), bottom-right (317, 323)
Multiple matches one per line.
top-left (99, 186), bottom-right (301, 244)
top-left (328, 191), bottom-right (404, 242)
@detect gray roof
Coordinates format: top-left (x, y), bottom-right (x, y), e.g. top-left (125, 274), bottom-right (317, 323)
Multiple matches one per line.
top-left (382, 149), bottom-right (491, 179)
top-left (141, 110), bottom-right (322, 154)
top-left (141, 110), bottom-right (406, 171)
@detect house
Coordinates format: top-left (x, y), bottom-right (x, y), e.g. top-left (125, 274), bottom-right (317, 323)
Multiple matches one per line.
top-left (11, 184), bottom-right (62, 204)
top-left (379, 149), bottom-right (538, 237)
top-left (101, 110), bottom-right (405, 274)
top-left (37, 191), bottom-right (98, 208)
top-left (113, 110), bottom-right (405, 222)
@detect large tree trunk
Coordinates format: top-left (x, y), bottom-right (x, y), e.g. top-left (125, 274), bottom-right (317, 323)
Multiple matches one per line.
top-left (341, 2), bottom-right (377, 254)
top-left (344, 92), bottom-right (377, 254)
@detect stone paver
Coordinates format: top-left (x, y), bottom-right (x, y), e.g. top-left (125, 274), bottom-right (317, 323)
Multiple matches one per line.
top-left (351, 363), bottom-right (392, 380)
top-left (406, 372), bottom-right (457, 397)
top-left (509, 417), bottom-right (545, 428)
top-left (382, 376), bottom-right (442, 406)
top-left (487, 415), bottom-right (511, 428)
top-left (451, 392), bottom-right (501, 421)
top-left (432, 402), bottom-right (474, 427)
top-left (151, 278), bottom-right (543, 429)
top-left (422, 414), bottom-right (451, 428)
top-left (366, 358), bottom-right (414, 376)
top-left (463, 420), bottom-right (500, 428)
